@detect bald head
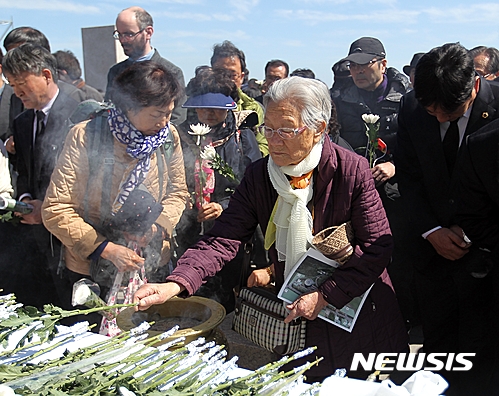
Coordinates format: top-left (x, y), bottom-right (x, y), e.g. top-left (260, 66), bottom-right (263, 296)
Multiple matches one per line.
top-left (115, 6), bottom-right (154, 59)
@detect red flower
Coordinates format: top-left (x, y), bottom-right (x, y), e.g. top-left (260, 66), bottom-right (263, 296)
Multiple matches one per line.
top-left (377, 138), bottom-right (387, 153)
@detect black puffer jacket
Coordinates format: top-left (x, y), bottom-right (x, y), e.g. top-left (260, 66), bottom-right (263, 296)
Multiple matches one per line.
top-left (333, 67), bottom-right (409, 157)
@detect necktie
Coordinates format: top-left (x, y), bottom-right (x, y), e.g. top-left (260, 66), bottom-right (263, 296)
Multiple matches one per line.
top-left (442, 118), bottom-right (460, 175)
top-left (35, 110), bottom-right (45, 148)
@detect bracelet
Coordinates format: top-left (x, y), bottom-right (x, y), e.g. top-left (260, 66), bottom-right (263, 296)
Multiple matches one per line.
top-left (265, 266), bottom-right (273, 280)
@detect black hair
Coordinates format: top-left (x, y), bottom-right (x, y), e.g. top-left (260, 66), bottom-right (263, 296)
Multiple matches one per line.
top-left (210, 40), bottom-right (246, 75)
top-left (469, 46), bottom-right (499, 74)
top-left (265, 59), bottom-right (289, 77)
top-left (3, 27), bottom-right (50, 52)
top-left (290, 68), bottom-right (316, 79)
top-left (0, 48), bottom-right (3, 65)
top-left (2, 43), bottom-right (58, 83)
top-left (53, 50), bottom-right (82, 80)
top-left (414, 43), bottom-right (475, 113)
top-left (185, 68), bottom-right (239, 101)
top-left (113, 60), bottom-right (181, 113)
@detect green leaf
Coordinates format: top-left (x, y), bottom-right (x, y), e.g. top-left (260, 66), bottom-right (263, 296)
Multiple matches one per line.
top-left (0, 364), bottom-right (28, 380)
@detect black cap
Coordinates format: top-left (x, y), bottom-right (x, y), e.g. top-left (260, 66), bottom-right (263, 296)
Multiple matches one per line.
top-left (108, 188), bottom-right (163, 236)
top-left (332, 59), bottom-right (350, 77)
top-left (342, 37), bottom-right (386, 64)
top-left (403, 52), bottom-right (425, 76)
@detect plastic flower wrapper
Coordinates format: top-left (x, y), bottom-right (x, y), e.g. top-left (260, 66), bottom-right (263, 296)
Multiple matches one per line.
top-left (72, 279), bottom-right (116, 321)
top-left (189, 124), bottom-right (214, 235)
top-left (361, 113), bottom-right (387, 168)
top-left (201, 145), bottom-right (239, 183)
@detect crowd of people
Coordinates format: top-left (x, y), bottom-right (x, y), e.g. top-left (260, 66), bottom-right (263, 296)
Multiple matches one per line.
top-left (1, 5), bottom-right (499, 395)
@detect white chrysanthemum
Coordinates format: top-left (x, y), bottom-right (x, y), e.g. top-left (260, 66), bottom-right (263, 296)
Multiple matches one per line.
top-left (130, 321), bottom-right (151, 336)
top-left (0, 385), bottom-right (16, 396)
top-left (361, 113), bottom-right (380, 124)
top-left (72, 283), bottom-right (92, 306)
top-left (200, 145), bottom-right (216, 161)
top-left (188, 123), bottom-right (211, 145)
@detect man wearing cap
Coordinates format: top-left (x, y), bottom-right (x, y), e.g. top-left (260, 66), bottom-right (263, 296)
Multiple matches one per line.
top-left (396, 43), bottom-right (499, 395)
top-left (333, 37), bottom-right (409, 167)
top-left (333, 37), bottom-right (412, 329)
top-left (403, 52), bottom-right (424, 88)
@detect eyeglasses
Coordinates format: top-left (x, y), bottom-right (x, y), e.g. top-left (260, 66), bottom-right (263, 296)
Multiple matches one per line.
top-left (477, 70), bottom-right (492, 79)
top-left (113, 29), bottom-right (144, 40)
top-left (257, 125), bottom-right (307, 140)
top-left (347, 59), bottom-right (382, 71)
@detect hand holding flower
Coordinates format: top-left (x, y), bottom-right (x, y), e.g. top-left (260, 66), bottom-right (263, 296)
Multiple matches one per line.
top-left (197, 202), bottom-right (223, 222)
top-left (371, 162), bottom-right (395, 185)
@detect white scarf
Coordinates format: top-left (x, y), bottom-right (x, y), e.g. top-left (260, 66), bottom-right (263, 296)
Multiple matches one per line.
top-left (268, 138), bottom-right (324, 279)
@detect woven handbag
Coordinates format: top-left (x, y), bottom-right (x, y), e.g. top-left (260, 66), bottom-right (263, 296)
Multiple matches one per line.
top-left (232, 286), bottom-right (307, 355)
top-left (312, 221), bottom-right (354, 265)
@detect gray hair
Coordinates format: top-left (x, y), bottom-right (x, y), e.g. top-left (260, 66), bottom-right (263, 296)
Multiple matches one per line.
top-left (2, 43), bottom-right (58, 83)
top-left (263, 76), bottom-right (331, 130)
top-left (134, 8), bottom-right (153, 30)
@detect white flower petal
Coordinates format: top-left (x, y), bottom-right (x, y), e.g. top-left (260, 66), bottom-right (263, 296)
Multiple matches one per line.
top-left (188, 123), bottom-right (211, 136)
top-left (361, 114), bottom-right (380, 124)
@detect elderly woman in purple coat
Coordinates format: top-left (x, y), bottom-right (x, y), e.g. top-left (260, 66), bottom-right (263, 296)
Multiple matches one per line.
top-left (134, 76), bottom-right (408, 381)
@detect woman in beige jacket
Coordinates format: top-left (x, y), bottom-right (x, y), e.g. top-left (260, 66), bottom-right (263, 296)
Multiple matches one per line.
top-left (42, 61), bottom-right (188, 324)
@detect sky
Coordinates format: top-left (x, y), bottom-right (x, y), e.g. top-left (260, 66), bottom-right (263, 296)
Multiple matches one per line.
top-left (1, 0), bottom-right (499, 88)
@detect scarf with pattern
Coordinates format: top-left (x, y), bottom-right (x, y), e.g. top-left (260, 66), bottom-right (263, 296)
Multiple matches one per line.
top-left (108, 107), bottom-right (170, 208)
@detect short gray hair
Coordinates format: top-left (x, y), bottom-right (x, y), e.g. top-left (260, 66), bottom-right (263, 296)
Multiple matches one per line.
top-left (263, 76), bottom-right (331, 130)
top-left (2, 43), bottom-right (58, 83)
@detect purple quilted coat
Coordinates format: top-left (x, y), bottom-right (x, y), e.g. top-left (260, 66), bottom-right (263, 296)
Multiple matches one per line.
top-left (169, 137), bottom-right (408, 378)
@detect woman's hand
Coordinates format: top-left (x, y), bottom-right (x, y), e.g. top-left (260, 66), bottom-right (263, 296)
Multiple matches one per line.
top-left (197, 202), bottom-right (223, 222)
top-left (101, 242), bottom-right (145, 272)
top-left (284, 290), bottom-right (329, 323)
top-left (123, 224), bottom-right (162, 248)
top-left (133, 282), bottom-right (185, 311)
top-left (247, 265), bottom-right (274, 287)
top-left (18, 199), bottom-right (43, 225)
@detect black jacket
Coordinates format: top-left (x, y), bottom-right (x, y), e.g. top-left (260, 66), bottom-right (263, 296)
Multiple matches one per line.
top-left (456, 118), bottom-right (499, 261)
top-left (13, 82), bottom-right (81, 200)
top-left (396, 78), bottom-right (499, 270)
top-left (333, 67), bottom-right (409, 156)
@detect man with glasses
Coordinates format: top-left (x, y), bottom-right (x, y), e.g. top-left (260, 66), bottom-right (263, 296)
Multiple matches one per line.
top-left (469, 46), bottom-right (499, 82)
top-left (105, 6), bottom-right (186, 125)
top-left (396, 43), bottom-right (499, 395)
top-left (333, 37), bottom-right (412, 332)
top-left (333, 37), bottom-right (409, 171)
top-left (210, 40), bottom-right (267, 155)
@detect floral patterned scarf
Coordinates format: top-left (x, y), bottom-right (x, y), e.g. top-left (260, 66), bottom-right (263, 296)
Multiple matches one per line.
top-left (108, 107), bottom-right (170, 208)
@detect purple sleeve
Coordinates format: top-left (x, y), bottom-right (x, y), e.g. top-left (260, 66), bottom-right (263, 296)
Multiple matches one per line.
top-left (318, 158), bottom-right (393, 308)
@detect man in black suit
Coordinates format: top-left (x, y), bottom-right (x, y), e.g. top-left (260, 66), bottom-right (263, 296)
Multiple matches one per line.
top-left (1, 43), bottom-right (82, 308)
top-left (396, 43), bottom-right (499, 395)
top-left (105, 6), bottom-right (186, 125)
